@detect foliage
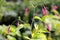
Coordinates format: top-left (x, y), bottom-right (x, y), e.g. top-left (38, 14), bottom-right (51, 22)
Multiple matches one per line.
top-left (0, 0), bottom-right (60, 40)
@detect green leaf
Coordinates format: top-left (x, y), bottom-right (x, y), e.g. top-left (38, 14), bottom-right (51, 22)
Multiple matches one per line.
top-left (7, 35), bottom-right (16, 40)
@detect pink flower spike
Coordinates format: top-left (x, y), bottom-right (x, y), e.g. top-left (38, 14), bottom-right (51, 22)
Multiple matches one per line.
top-left (42, 6), bottom-right (48, 15)
top-left (8, 25), bottom-right (10, 34)
top-left (44, 6), bottom-right (46, 10)
top-left (25, 7), bottom-right (29, 14)
top-left (46, 23), bottom-right (50, 31)
top-left (52, 5), bottom-right (58, 10)
top-left (17, 22), bottom-right (19, 26)
top-left (42, 8), bottom-right (45, 15)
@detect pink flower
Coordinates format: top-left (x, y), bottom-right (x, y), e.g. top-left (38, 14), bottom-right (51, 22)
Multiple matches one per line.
top-left (17, 22), bottom-right (19, 26)
top-left (42, 6), bottom-right (48, 15)
top-left (25, 7), bottom-right (29, 14)
top-left (46, 23), bottom-right (50, 31)
top-left (8, 25), bottom-right (10, 34)
top-left (52, 5), bottom-right (58, 10)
